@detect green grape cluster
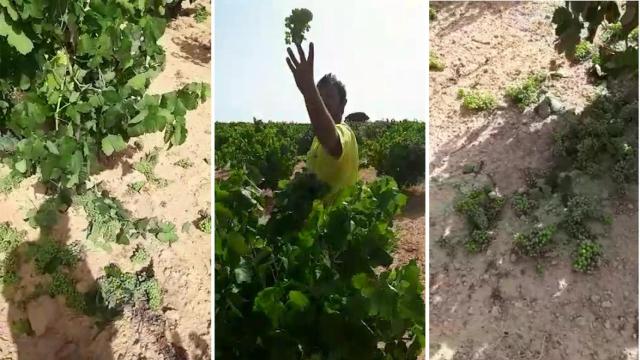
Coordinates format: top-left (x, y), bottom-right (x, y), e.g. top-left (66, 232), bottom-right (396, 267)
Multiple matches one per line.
top-left (513, 224), bottom-right (556, 257)
top-left (574, 41), bottom-right (594, 62)
top-left (130, 245), bottom-right (150, 265)
top-left (49, 272), bottom-right (87, 312)
top-left (285, 8), bottom-right (313, 45)
top-left (512, 192), bottom-right (537, 217)
top-left (27, 238), bottom-right (79, 274)
top-left (573, 240), bottom-right (602, 272)
top-left (505, 72), bottom-right (546, 108)
top-left (429, 51), bottom-right (445, 71)
top-left (457, 88), bottom-right (497, 111)
top-left (465, 230), bottom-right (492, 253)
top-left (97, 264), bottom-right (163, 311)
top-left (455, 186), bottom-right (505, 253)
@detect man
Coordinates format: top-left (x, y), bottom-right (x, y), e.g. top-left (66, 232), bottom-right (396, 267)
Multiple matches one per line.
top-left (286, 42), bottom-right (359, 193)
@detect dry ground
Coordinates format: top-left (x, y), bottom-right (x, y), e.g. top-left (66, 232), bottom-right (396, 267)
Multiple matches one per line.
top-left (429, 2), bottom-right (638, 359)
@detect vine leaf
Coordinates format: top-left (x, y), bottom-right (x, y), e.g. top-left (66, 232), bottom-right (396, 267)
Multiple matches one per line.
top-left (0, 11), bottom-right (33, 55)
top-left (101, 135), bottom-right (127, 156)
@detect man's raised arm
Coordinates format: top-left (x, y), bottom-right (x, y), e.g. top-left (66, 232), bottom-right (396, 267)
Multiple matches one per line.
top-left (286, 42), bottom-right (342, 158)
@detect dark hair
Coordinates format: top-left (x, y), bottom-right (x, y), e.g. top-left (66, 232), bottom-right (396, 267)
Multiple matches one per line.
top-left (317, 73), bottom-right (347, 105)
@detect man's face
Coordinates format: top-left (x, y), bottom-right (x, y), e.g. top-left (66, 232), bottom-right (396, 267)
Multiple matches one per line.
top-left (318, 84), bottom-right (345, 124)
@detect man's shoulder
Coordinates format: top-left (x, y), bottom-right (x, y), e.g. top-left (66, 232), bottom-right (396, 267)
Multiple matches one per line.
top-left (336, 123), bottom-right (355, 136)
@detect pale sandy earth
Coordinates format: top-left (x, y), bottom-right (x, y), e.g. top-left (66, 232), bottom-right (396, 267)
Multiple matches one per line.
top-left (0, 1), bottom-right (212, 359)
top-left (429, 2), bottom-right (638, 360)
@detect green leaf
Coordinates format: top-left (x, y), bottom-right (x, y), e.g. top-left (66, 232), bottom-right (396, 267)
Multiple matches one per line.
top-left (253, 287), bottom-right (285, 326)
top-left (0, 1), bottom-right (19, 21)
top-left (0, 11), bottom-right (34, 55)
top-left (156, 222), bottom-right (178, 244)
top-left (127, 72), bottom-right (150, 91)
top-left (227, 232), bottom-right (248, 256)
top-left (101, 135), bottom-right (127, 156)
top-left (287, 290), bottom-right (309, 311)
top-left (45, 141), bottom-right (59, 155)
top-left (14, 159), bottom-right (27, 173)
top-left (234, 267), bottom-right (251, 284)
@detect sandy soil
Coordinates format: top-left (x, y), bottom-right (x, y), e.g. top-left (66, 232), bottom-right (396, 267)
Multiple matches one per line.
top-left (429, 2), bottom-right (638, 360)
top-left (0, 1), bottom-right (212, 359)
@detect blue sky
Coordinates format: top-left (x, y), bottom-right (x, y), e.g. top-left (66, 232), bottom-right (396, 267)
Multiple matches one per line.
top-left (214, 0), bottom-right (427, 122)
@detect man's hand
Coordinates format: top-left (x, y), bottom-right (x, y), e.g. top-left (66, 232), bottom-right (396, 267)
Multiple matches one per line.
top-left (286, 42), bottom-right (315, 96)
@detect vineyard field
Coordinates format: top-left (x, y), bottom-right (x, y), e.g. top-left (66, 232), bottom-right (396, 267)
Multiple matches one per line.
top-left (214, 119), bottom-right (427, 358)
top-left (215, 120), bottom-right (425, 188)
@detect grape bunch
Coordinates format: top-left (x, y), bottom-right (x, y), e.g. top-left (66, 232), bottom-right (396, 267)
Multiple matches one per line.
top-left (285, 8), bottom-right (313, 45)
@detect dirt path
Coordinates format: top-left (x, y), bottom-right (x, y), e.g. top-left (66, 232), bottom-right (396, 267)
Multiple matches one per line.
top-left (0, 2), bottom-right (212, 359)
top-left (429, 3), bottom-right (638, 359)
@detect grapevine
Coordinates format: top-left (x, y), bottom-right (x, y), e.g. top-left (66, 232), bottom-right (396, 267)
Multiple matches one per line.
top-left (285, 8), bottom-right (313, 45)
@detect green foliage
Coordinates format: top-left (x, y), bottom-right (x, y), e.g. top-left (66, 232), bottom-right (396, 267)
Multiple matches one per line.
top-left (553, 95), bottom-right (637, 191)
top-left (457, 88), bottom-right (497, 111)
top-left (285, 8), bottom-right (313, 45)
top-left (97, 264), bottom-right (163, 311)
top-left (630, 28), bottom-right (639, 43)
top-left (592, 51), bottom-right (602, 66)
top-left (133, 148), bottom-right (168, 187)
top-left (26, 239), bottom-right (79, 274)
top-left (430, 51), bottom-right (445, 71)
top-left (574, 40), bottom-right (594, 61)
top-left (430, 7), bottom-right (437, 21)
top-left (147, 220), bottom-right (178, 244)
top-left (130, 245), bottom-right (150, 265)
top-left (455, 187), bottom-right (505, 231)
top-left (215, 120), bottom-right (425, 188)
top-left (215, 120), bottom-right (305, 188)
top-left (128, 180), bottom-right (146, 193)
top-left (0, 223), bottom-right (23, 253)
top-left (367, 121), bottom-right (425, 187)
top-left (10, 319), bottom-right (33, 336)
top-left (76, 190), bottom-right (178, 249)
top-left (76, 190), bottom-right (138, 249)
top-left (0, 223), bottom-right (24, 285)
top-left (196, 213), bottom-right (211, 234)
top-left (465, 230), bottom-right (492, 253)
top-left (512, 192), bottom-right (537, 217)
top-left (215, 171), bottom-right (424, 358)
top-left (193, 5), bottom-right (210, 23)
top-left (25, 195), bottom-right (69, 231)
top-left (0, 170), bottom-right (23, 194)
top-left (0, 1), bottom-right (209, 195)
top-left (505, 72), bottom-right (546, 108)
top-left (454, 186), bottom-right (504, 253)
top-left (552, 1), bottom-right (638, 75)
top-left (513, 224), bottom-right (556, 257)
top-left (562, 195), bottom-right (601, 241)
top-left (49, 272), bottom-right (87, 312)
top-left (602, 21), bottom-right (623, 42)
top-left (573, 240), bottom-right (602, 272)
top-left (174, 158), bottom-right (194, 169)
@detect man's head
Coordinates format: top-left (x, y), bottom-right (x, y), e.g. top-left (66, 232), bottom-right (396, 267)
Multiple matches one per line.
top-left (317, 73), bottom-right (347, 124)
